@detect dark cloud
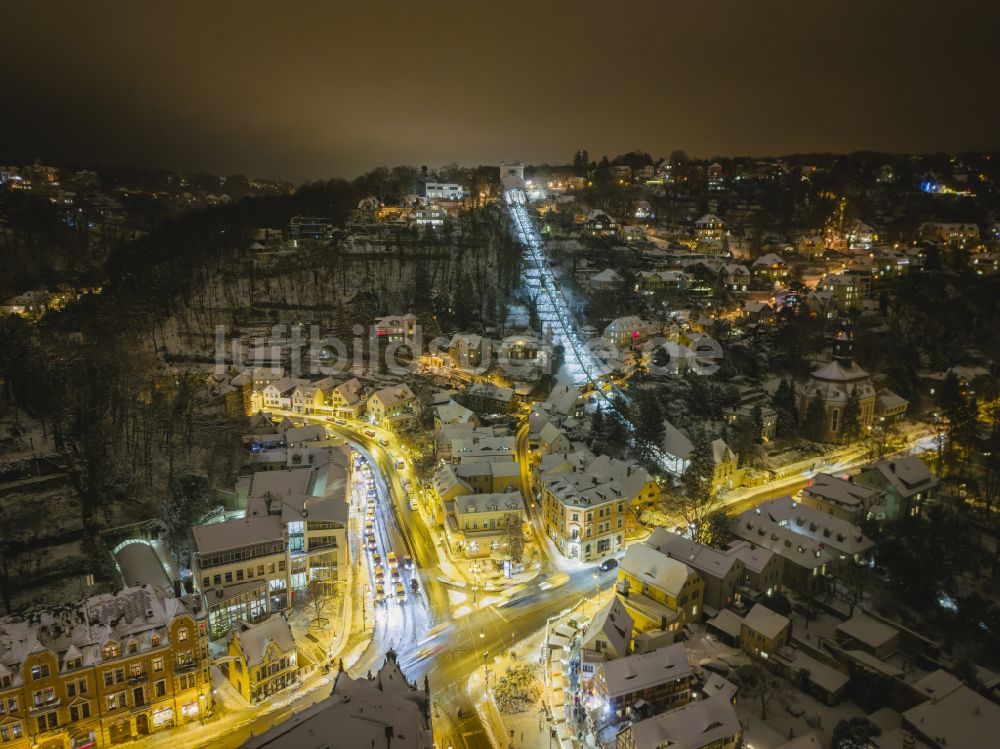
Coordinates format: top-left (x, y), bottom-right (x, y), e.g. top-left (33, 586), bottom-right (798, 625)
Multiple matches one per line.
top-left (1, 0), bottom-right (997, 181)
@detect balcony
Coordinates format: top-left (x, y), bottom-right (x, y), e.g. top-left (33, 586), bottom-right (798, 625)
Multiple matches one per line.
top-left (174, 661), bottom-right (198, 674)
top-left (29, 697), bottom-right (61, 716)
top-left (128, 672), bottom-right (148, 684)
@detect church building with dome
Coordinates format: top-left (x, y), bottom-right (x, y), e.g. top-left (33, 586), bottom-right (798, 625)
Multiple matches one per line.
top-left (800, 322), bottom-right (876, 442)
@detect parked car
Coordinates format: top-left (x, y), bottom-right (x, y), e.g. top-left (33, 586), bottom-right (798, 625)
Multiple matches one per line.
top-left (394, 582), bottom-right (405, 602)
top-left (409, 578), bottom-right (420, 593)
top-left (387, 551), bottom-right (398, 569)
top-left (599, 558), bottom-right (619, 572)
top-left (364, 430), bottom-right (376, 437)
top-left (402, 554), bottom-right (414, 570)
top-left (379, 438), bottom-right (390, 447)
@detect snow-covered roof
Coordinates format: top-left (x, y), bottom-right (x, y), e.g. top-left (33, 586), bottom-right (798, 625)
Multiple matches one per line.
top-left (802, 473), bottom-right (880, 511)
top-left (369, 384), bottom-right (415, 408)
top-left (454, 491), bottom-right (524, 517)
top-left (863, 456), bottom-right (937, 496)
top-left (648, 528), bottom-right (741, 579)
top-left (240, 652), bottom-right (432, 749)
top-left (465, 382), bottom-right (513, 403)
top-left (233, 614), bottom-right (295, 667)
top-left (581, 597), bottom-right (632, 658)
top-left (741, 603), bottom-right (789, 641)
top-left (836, 612), bottom-right (898, 649)
top-left (661, 420), bottom-right (694, 461)
top-left (0, 585), bottom-right (203, 678)
top-left (249, 466), bottom-right (314, 500)
top-left (627, 693), bottom-right (740, 749)
top-left (435, 400), bottom-right (475, 425)
top-left (620, 544), bottom-right (693, 597)
top-left (810, 359), bottom-right (871, 383)
top-left (193, 515), bottom-right (284, 555)
top-left (903, 670), bottom-right (1000, 749)
top-left (741, 496), bottom-right (873, 556)
top-left (591, 268), bottom-right (624, 283)
top-left (877, 389), bottom-right (908, 411)
top-left (598, 642), bottom-right (690, 698)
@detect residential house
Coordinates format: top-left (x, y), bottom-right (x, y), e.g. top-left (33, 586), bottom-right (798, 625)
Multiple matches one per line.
top-left (616, 544), bottom-right (704, 641)
top-left (0, 584), bottom-right (212, 749)
top-left (366, 385), bottom-right (416, 431)
top-left (720, 263), bottom-right (751, 292)
top-left (854, 456), bottom-right (939, 520)
top-left (739, 496), bottom-right (874, 565)
top-left (730, 510), bottom-right (831, 594)
top-left (593, 644), bottom-right (693, 721)
top-left (740, 603), bottom-right (791, 660)
top-left (538, 422), bottom-right (572, 456)
top-left (454, 461), bottom-right (521, 494)
top-left (263, 377), bottom-right (307, 412)
top-left (580, 598), bottom-right (633, 684)
top-left (603, 316), bottom-right (652, 350)
top-left (237, 651), bottom-right (433, 749)
top-left (448, 333), bottom-right (488, 371)
top-left (694, 214), bottom-right (724, 243)
top-left (373, 314), bottom-right (418, 344)
top-left (615, 692), bottom-right (741, 749)
top-left (648, 529), bottom-right (744, 615)
top-left (424, 182), bottom-right (464, 201)
top-left (225, 615), bottom-right (299, 704)
top-left (752, 253), bottom-right (787, 282)
top-left (590, 268), bottom-right (625, 291)
top-left (328, 378), bottom-right (365, 420)
top-left (433, 400), bottom-right (477, 430)
top-left (798, 472), bottom-right (883, 524)
top-left (442, 490), bottom-right (525, 558)
top-left (742, 301), bottom-right (773, 324)
top-left (541, 471), bottom-right (630, 561)
top-left (875, 389), bottom-right (908, 423)
top-left (835, 613), bottom-right (899, 660)
top-left (584, 212), bottom-right (618, 239)
top-left (461, 382), bottom-right (514, 415)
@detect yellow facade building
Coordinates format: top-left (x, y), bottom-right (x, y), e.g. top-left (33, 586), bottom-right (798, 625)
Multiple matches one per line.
top-left (0, 585), bottom-right (212, 749)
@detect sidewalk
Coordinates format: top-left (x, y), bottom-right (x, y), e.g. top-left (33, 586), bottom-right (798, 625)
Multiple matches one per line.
top-left (471, 589), bottom-right (613, 749)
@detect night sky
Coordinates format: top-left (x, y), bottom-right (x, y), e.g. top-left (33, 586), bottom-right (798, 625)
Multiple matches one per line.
top-left (3, 1), bottom-right (998, 181)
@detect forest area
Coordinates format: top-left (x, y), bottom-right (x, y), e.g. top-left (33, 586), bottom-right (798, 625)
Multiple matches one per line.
top-left (0, 170), bottom-right (514, 612)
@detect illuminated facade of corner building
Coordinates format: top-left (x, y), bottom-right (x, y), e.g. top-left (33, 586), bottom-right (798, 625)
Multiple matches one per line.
top-left (0, 585), bottom-right (212, 749)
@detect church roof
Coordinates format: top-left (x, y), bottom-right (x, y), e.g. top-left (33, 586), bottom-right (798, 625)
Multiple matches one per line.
top-left (811, 359), bottom-right (870, 382)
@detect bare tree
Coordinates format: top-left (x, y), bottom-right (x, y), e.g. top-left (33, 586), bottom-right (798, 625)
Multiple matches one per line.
top-left (304, 579), bottom-right (333, 628)
top-left (735, 662), bottom-right (781, 720)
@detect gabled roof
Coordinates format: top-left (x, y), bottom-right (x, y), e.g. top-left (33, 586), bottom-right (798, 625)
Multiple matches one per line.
top-left (741, 603), bottom-right (789, 641)
top-left (648, 528), bottom-right (742, 579)
top-left (233, 614), bottom-right (295, 667)
top-left (620, 544), bottom-right (692, 597)
top-left (803, 473), bottom-right (880, 510)
top-left (369, 384), bottom-right (415, 408)
top-left (598, 642), bottom-right (690, 698)
top-left (864, 456), bottom-right (937, 496)
top-left (628, 693), bottom-right (740, 749)
top-left (661, 421), bottom-right (694, 461)
top-left (581, 597), bottom-right (632, 658)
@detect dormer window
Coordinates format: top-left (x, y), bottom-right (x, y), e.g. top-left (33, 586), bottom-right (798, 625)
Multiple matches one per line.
top-left (151, 635), bottom-right (161, 648)
top-left (102, 643), bottom-right (121, 659)
top-left (128, 641), bottom-right (139, 654)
